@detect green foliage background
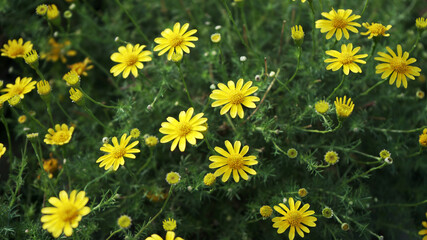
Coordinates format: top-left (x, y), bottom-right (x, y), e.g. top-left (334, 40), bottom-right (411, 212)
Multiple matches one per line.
top-left (0, 0), bottom-right (426, 239)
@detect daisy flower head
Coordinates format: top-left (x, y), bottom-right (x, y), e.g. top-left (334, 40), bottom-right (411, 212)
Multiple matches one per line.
top-left (68, 57), bottom-right (94, 76)
top-left (117, 215), bottom-right (132, 229)
top-left (291, 25), bottom-right (304, 46)
top-left (419, 128), bottom-right (427, 147)
top-left (210, 78), bottom-right (260, 118)
top-left (96, 133), bottom-right (140, 171)
top-left (163, 218), bottom-right (177, 231)
top-left (203, 173), bottom-right (216, 186)
top-left (36, 4), bottom-right (48, 15)
top-left (0, 143), bottom-right (6, 159)
top-left (146, 231), bottom-right (184, 240)
top-left (41, 190), bottom-right (90, 238)
top-left (272, 197), bottom-right (317, 240)
top-left (334, 96), bottom-right (354, 118)
top-left (1, 38), bottom-right (33, 59)
top-left (260, 205), bottom-right (273, 218)
top-left (361, 22), bottom-right (392, 39)
top-left (154, 22), bottom-right (198, 61)
top-left (47, 4), bottom-right (60, 20)
top-left (325, 43), bottom-right (368, 75)
top-left (0, 77), bottom-right (36, 103)
top-left (314, 100), bottom-right (329, 114)
top-left (37, 80), bottom-right (52, 96)
top-left (165, 172), bottom-right (181, 185)
top-left (44, 124), bottom-right (75, 145)
top-left (416, 17), bottom-right (427, 30)
top-left (209, 140), bottom-right (258, 182)
top-left (110, 43), bottom-right (152, 78)
top-left (159, 107), bottom-right (207, 152)
top-left (419, 212), bottom-right (427, 239)
top-left (324, 151), bottom-right (339, 165)
top-left (316, 9), bottom-right (361, 40)
top-left (374, 44), bottom-right (421, 88)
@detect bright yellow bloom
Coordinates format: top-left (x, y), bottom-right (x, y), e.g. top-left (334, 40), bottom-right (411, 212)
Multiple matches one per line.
top-left (36, 4), bottom-right (48, 15)
top-left (210, 78), bottom-right (260, 118)
top-left (41, 190), bottom-right (90, 238)
top-left (1, 38), bottom-right (33, 59)
top-left (145, 135), bottom-right (159, 147)
top-left (325, 43), bottom-right (368, 75)
top-left (287, 148), bottom-right (298, 159)
top-left (18, 115), bottom-right (27, 123)
top-left (0, 77), bottom-right (36, 103)
top-left (416, 17), bottom-right (427, 30)
top-left (159, 107), bottom-right (207, 152)
top-left (209, 140), bottom-right (258, 182)
top-left (41, 38), bottom-right (76, 63)
top-left (154, 22), bottom-right (198, 60)
top-left (210, 33), bottom-right (221, 43)
top-left (146, 231), bottom-right (184, 240)
top-left (68, 58), bottom-right (94, 76)
top-left (47, 4), bottom-right (60, 20)
top-left (162, 218), bottom-right (177, 231)
top-left (419, 212), bottom-right (427, 239)
top-left (0, 143), bottom-right (6, 159)
top-left (37, 80), bottom-right (52, 96)
top-left (298, 188), bottom-right (308, 197)
top-left (324, 151), bottom-right (339, 165)
top-left (379, 149), bottom-right (391, 159)
top-left (314, 100), bottom-right (329, 114)
top-left (361, 22), bottom-right (391, 39)
top-left (272, 197), bottom-right (317, 240)
top-left (45, 124), bottom-right (75, 145)
top-left (375, 44), bottom-right (422, 88)
top-left (117, 215), bottom-right (132, 229)
top-left (316, 9), bottom-right (361, 40)
top-left (24, 49), bottom-right (39, 66)
top-left (63, 70), bottom-right (80, 87)
top-left (110, 43), bottom-right (152, 78)
top-left (419, 129), bottom-right (427, 147)
top-left (291, 25), bottom-right (304, 42)
top-left (334, 96), bottom-right (354, 118)
top-left (69, 88), bottom-right (83, 104)
top-left (165, 172), bottom-right (181, 185)
top-left (260, 205), bottom-right (273, 218)
top-left (130, 128), bottom-right (141, 138)
top-left (43, 153), bottom-right (59, 178)
top-left (96, 134), bottom-right (140, 171)
top-left (8, 95), bottom-right (21, 106)
top-left (203, 173), bottom-right (216, 186)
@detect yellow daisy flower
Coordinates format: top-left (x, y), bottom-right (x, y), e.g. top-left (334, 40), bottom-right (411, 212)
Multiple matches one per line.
top-left (0, 77), bottom-right (36, 103)
top-left (419, 129), bottom-right (427, 147)
top-left (314, 100), bottom-right (329, 114)
top-left (44, 124), bottom-right (75, 145)
top-left (416, 17), bottom-right (427, 30)
top-left (324, 43), bottom-right (368, 75)
top-left (146, 231), bottom-right (184, 240)
top-left (272, 197), bottom-right (317, 240)
top-left (68, 57), bottom-right (94, 76)
top-left (1, 38), bottom-right (33, 59)
top-left (41, 38), bottom-right (76, 63)
top-left (117, 215), bottom-right (132, 229)
top-left (159, 107), bottom-right (207, 152)
top-left (316, 9), bottom-right (361, 40)
top-left (96, 133), bottom-right (140, 171)
top-left (41, 190), bottom-right (90, 238)
top-left (110, 43), bottom-right (152, 78)
top-left (0, 143), bottom-right (6, 159)
top-left (374, 44), bottom-right (422, 88)
top-left (154, 22), bottom-right (198, 61)
top-left (419, 212), bottom-right (427, 239)
top-left (334, 96), bottom-right (354, 118)
top-left (260, 205), bottom-right (273, 218)
top-left (209, 140), bottom-right (258, 182)
top-left (210, 78), bottom-right (260, 118)
top-left (162, 218), bottom-right (177, 231)
top-left (361, 22), bottom-right (392, 39)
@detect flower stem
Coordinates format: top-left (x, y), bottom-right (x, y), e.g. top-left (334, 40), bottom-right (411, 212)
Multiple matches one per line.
top-left (225, 114), bottom-right (237, 133)
top-left (30, 140), bottom-right (56, 195)
top-left (285, 47), bottom-right (302, 85)
top-left (1, 114), bottom-right (13, 161)
top-left (357, 78), bottom-right (387, 98)
top-left (134, 187), bottom-right (174, 239)
top-left (82, 105), bottom-right (107, 128)
top-left (343, 162), bottom-right (388, 185)
top-left (360, 0), bottom-right (369, 16)
top-left (114, 0), bottom-right (149, 43)
top-left (365, 40), bottom-right (377, 62)
top-left (137, 148), bottom-right (153, 174)
top-left (106, 229), bottom-right (123, 240)
top-left (221, 0), bottom-right (250, 52)
top-left (308, 1), bottom-right (316, 58)
top-left (84, 169), bottom-right (112, 192)
top-left (46, 103), bottom-right (55, 127)
top-left (22, 106), bottom-right (47, 130)
top-left (369, 126), bottom-right (427, 133)
top-left (78, 87), bottom-right (118, 109)
top-left (327, 74), bottom-right (346, 101)
top-left (297, 121), bottom-right (342, 134)
top-left (176, 63), bottom-right (194, 108)
top-left (409, 30), bottom-right (421, 54)
top-left (55, 98), bottom-right (73, 121)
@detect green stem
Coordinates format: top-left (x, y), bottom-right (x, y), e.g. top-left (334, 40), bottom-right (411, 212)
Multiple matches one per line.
top-left (221, 0), bottom-right (250, 52)
top-left (357, 78), bottom-right (387, 98)
top-left (8, 141), bottom-right (27, 208)
top-left (114, 0), bottom-right (149, 43)
top-left (82, 105), bottom-right (107, 128)
top-left (78, 87), bottom-right (118, 109)
top-left (134, 187), bottom-right (174, 239)
top-left (204, 135), bottom-right (215, 153)
top-left (137, 148), bottom-right (153, 174)
top-left (22, 107), bottom-right (47, 130)
top-left (308, 1), bottom-right (316, 58)
top-left (30, 141), bottom-right (56, 195)
top-left (106, 229), bottom-right (123, 240)
top-left (1, 114), bottom-right (13, 161)
top-left (409, 30), bottom-right (421, 54)
top-left (365, 40), bottom-right (377, 62)
top-left (344, 162), bottom-right (388, 185)
top-left (225, 114), bottom-right (237, 133)
top-left (177, 63), bottom-right (194, 108)
top-left (55, 99), bottom-right (72, 121)
top-left (34, 68), bottom-right (46, 80)
top-left (84, 170), bottom-right (112, 192)
top-left (298, 121), bottom-right (342, 134)
top-left (46, 103), bottom-right (55, 127)
top-left (360, 0), bottom-right (369, 16)
top-left (278, 47), bottom-right (301, 90)
top-left (327, 74), bottom-right (345, 101)
top-left (369, 126), bottom-right (426, 133)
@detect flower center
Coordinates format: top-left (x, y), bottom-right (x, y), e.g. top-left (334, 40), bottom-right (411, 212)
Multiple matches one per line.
top-left (112, 147), bottom-right (126, 159)
top-left (339, 53), bottom-right (354, 65)
top-left (60, 204), bottom-right (79, 222)
top-left (287, 210), bottom-right (303, 226)
top-left (229, 92), bottom-right (245, 105)
top-left (370, 24), bottom-right (386, 35)
top-left (53, 131), bottom-right (69, 143)
top-left (125, 54), bottom-right (139, 66)
top-left (178, 122), bottom-right (192, 137)
top-left (389, 58), bottom-right (408, 73)
top-left (227, 154), bottom-right (244, 170)
top-left (332, 16), bottom-right (347, 29)
top-left (170, 34), bottom-right (184, 48)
